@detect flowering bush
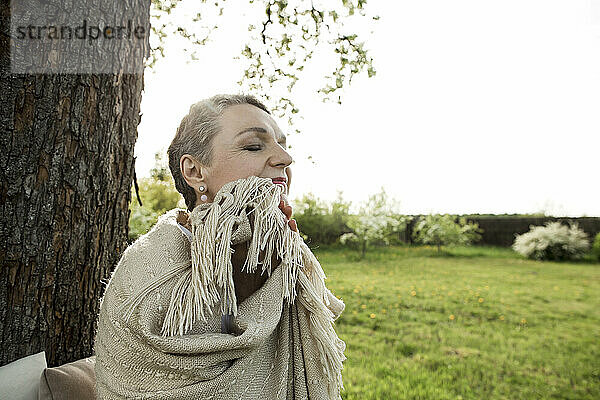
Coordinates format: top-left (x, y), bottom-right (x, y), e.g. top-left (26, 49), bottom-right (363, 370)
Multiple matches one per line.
top-left (339, 232), bottom-right (359, 249)
top-left (342, 188), bottom-right (410, 258)
top-left (512, 221), bottom-right (590, 261)
top-left (411, 214), bottom-right (483, 252)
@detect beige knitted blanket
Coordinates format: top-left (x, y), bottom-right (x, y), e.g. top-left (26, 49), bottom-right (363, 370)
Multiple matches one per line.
top-left (93, 176), bottom-right (346, 399)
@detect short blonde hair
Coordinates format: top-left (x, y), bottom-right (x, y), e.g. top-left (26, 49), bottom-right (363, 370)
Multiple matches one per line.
top-left (167, 94), bottom-right (271, 211)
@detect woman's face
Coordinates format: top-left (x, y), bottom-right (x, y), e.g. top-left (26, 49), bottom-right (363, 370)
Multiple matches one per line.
top-left (182, 103), bottom-right (294, 205)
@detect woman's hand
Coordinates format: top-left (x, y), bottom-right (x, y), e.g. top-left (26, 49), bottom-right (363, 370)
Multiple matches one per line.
top-left (177, 210), bottom-right (192, 231)
top-left (278, 196), bottom-right (298, 233)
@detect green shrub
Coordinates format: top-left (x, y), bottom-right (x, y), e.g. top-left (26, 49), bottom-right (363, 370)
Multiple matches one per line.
top-left (133, 177), bottom-right (182, 216)
top-left (591, 232), bottom-right (600, 261)
top-left (412, 214), bottom-right (483, 252)
top-left (128, 155), bottom-right (183, 243)
top-left (292, 191), bottom-right (351, 246)
top-left (511, 221), bottom-right (590, 261)
top-left (128, 204), bottom-right (160, 243)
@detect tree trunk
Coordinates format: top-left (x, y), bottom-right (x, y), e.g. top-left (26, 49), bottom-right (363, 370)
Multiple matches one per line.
top-left (0, 1), bottom-right (149, 367)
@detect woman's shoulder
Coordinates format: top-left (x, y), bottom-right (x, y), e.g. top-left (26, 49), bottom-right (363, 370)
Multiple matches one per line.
top-left (111, 208), bottom-right (191, 279)
top-left (100, 208), bottom-right (192, 309)
top-left (132, 207), bottom-right (191, 254)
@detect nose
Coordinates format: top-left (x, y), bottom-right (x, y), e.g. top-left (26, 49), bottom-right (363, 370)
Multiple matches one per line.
top-left (270, 144), bottom-right (293, 169)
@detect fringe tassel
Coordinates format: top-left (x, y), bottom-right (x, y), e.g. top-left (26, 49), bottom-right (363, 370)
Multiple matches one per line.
top-left (160, 176), bottom-right (300, 337)
top-left (296, 259), bottom-right (347, 399)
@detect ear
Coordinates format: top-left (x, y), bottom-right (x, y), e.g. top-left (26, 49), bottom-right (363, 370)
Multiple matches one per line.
top-left (180, 154), bottom-right (205, 187)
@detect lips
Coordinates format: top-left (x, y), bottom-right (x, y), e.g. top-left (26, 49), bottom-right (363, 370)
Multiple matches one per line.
top-left (271, 177), bottom-right (287, 185)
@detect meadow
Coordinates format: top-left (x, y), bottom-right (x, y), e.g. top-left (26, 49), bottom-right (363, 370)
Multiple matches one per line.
top-left (314, 244), bottom-right (600, 400)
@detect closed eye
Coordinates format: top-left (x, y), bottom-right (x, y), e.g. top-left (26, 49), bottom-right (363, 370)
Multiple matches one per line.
top-left (244, 141), bottom-right (286, 151)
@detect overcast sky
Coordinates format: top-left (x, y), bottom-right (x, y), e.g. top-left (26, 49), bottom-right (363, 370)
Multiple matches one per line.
top-left (135, 0), bottom-right (600, 217)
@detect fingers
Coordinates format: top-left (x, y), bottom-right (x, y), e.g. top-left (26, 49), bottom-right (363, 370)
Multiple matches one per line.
top-left (278, 199), bottom-right (297, 232)
top-left (279, 200), bottom-right (292, 220)
top-left (289, 219), bottom-right (298, 232)
top-left (283, 205), bottom-right (293, 220)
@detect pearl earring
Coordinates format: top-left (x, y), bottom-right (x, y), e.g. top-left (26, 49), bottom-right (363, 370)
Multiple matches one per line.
top-left (199, 185), bottom-right (208, 202)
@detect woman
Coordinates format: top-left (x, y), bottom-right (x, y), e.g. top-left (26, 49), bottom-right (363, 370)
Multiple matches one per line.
top-left (171, 93), bottom-right (298, 309)
top-left (94, 94), bottom-right (346, 400)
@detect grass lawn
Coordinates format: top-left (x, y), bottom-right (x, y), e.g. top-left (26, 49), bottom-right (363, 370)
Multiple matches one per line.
top-left (313, 244), bottom-right (600, 400)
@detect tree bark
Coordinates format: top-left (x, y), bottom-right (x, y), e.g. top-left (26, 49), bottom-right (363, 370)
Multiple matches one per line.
top-left (0, 1), bottom-right (149, 367)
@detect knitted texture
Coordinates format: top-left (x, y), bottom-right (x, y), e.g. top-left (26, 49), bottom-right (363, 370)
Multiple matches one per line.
top-left (93, 176), bottom-right (346, 399)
